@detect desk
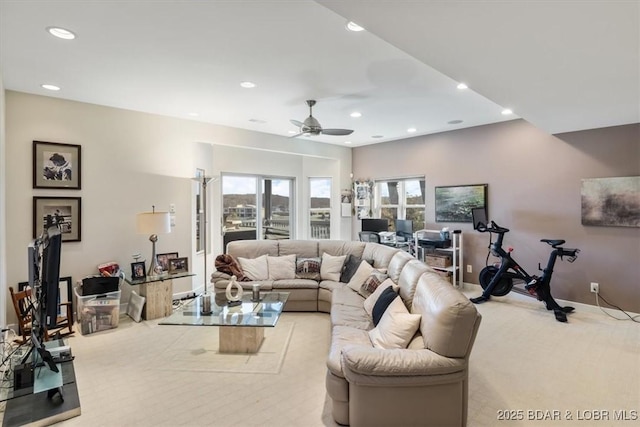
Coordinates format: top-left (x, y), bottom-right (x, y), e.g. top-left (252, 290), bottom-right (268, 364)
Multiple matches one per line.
top-left (126, 272), bottom-right (194, 320)
top-left (1, 340), bottom-right (81, 426)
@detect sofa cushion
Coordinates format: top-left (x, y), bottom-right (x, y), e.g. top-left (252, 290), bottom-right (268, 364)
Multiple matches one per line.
top-left (369, 297), bottom-right (421, 349)
top-left (331, 303), bottom-right (372, 330)
top-left (321, 253), bottom-right (346, 281)
top-left (271, 278), bottom-right (318, 289)
top-left (412, 271), bottom-right (480, 358)
top-left (319, 241), bottom-right (365, 258)
top-left (340, 254), bottom-right (364, 283)
top-left (327, 325), bottom-right (372, 377)
top-left (278, 240), bottom-right (318, 258)
top-left (372, 286), bottom-right (398, 326)
top-left (386, 251), bottom-right (414, 283)
top-left (267, 254), bottom-right (296, 280)
top-left (227, 240), bottom-right (278, 258)
top-left (397, 259), bottom-right (431, 310)
top-left (238, 255), bottom-right (268, 280)
top-left (295, 257), bottom-right (321, 280)
top-left (363, 278), bottom-right (395, 317)
top-left (358, 270), bottom-right (388, 299)
top-left (346, 261), bottom-right (375, 292)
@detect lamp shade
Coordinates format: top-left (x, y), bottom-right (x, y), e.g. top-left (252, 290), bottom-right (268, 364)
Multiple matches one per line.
top-left (136, 212), bottom-right (171, 235)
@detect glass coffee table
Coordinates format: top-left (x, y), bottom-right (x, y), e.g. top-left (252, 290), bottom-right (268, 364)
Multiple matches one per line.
top-left (160, 291), bottom-right (289, 353)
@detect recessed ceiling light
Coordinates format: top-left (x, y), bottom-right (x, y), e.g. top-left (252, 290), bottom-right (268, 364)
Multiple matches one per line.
top-left (457, 83), bottom-right (468, 90)
top-left (188, 112), bottom-right (199, 117)
top-left (350, 112), bottom-right (362, 118)
top-left (47, 26), bottom-right (76, 40)
top-left (288, 130), bottom-right (297, 134)
top-left (240, 81), bottom-right (256, 88)
top-left (344, 141), bottom-right (352, 145)
top-left (407, 128), bottom-right (417, 133)
top-left (248, 118), bottom-right (266, 124)
top-left (346, 21), bottom-right (365, 32)
top-left (371, 135), bottom-right (384, 139)
top-left (448, 119), bottom-right (463, 125)
top-left (501, 109), bottom-right (513, 115)
top-left (41, 84), bottom-right (60, 91)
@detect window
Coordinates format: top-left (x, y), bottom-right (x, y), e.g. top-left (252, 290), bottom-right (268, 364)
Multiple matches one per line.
top-left (375, 178), bottom-right (425, 230)
top-left (309, 177), bottom-right (331, 239)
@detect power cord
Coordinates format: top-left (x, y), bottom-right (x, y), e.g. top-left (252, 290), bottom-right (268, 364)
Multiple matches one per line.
top-left (595, 292), bottom-right (640, 322)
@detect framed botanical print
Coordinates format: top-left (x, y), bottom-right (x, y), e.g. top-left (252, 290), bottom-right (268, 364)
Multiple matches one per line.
top-left (33, 141), bottom-right (81, 189)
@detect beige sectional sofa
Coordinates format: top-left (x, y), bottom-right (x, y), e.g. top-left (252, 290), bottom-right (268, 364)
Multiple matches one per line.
top-left (211, 239), bottom-right (481, 427)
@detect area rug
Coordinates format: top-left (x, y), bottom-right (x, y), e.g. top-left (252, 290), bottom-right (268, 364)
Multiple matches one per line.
top-left (146, 321), bottom-right (295, 375)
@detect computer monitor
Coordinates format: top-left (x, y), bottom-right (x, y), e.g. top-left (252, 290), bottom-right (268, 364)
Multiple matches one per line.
top-left (471, 207), bottom-right (488, 230)
top-left (361, 218), bottom-right (389, 233)
top-left (395, 219), bottom-right (413, 235)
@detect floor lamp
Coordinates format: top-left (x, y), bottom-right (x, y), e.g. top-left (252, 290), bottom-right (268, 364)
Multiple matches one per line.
top-left (193, 175), bottom-right (216, 313)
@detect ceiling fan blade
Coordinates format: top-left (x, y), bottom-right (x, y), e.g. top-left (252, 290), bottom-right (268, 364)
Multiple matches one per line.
top-left (290, 119), bottom-right (304, 127)
top-left (321, 128), bottom-right (354, 136)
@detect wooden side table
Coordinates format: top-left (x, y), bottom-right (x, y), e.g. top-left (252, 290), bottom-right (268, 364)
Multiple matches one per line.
top-left (126, 272), bottom-right (195, 320)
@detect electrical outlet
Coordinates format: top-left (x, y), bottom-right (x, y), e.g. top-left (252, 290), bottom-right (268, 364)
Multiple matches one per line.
top-left (466, 264), bottom-right (472, 273)
top-left (590, 282), bottom-right (599, 293)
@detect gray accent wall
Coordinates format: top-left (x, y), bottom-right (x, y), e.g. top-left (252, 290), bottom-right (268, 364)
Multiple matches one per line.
top-left (353, 120), bottom-right (639, 312)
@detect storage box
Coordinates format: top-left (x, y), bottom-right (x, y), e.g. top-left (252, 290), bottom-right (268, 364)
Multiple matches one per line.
top-left (434, 270), bottom-right (453, 284)
top-left (75, 286), bottom-right (121, 335)
top-left (425, 254), bottom-right (452, 268)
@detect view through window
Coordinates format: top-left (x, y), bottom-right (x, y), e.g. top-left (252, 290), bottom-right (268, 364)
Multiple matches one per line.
top-left (309, 177), bottom-right (331, 239)
top-left (375, 178), bottom-right (425, 231)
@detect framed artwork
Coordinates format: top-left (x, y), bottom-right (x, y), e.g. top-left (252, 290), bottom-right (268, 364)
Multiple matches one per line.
top-left (581, 176), bottom-right (639, 227)
top-left (168, 257), bottom-right (189, 274)
top-left (341, 189), bottom-right (352, 217)
top-left (435, 184), bottom-right (488, 223)
top-left (131, 261), bottom-right (147, 280)
top-left (33, 140), bottom-right (81, 189)
top-left (33, 196), bottom-right (82, 241)
top-left (156, 252), bottom-right (178, 272)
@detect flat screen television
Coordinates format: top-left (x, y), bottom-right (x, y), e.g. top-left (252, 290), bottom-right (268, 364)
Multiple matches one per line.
top-left (41, 226), bottom-right (62, 329)
top-left (361, 218), bottom-right (389, 233)
top-left (471, 207), bottom-right (488, 230)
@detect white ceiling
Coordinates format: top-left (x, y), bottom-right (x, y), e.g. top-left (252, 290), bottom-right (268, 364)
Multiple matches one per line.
top-left (1, 1), bottom-right (638, 146)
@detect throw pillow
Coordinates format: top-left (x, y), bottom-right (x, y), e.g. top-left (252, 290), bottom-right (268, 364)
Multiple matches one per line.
top-left (320, 253), bottom-right (346, 281)
top-left (238, 255), bottom-right (268, 281)
top-left (371, 286), bottom-right (398, 326)
top-left (358, 271), bottom-right (388, 299)
top-left (346, 261), bottom-right (376, 292)
top-left (340, 255), bottom-right (373, 283)
top-left (295, 257), bottom-right (321, 280)
top-left (368, 297), bottom-right (422, 349)
top-left (364, 278), bottom-right (395, 316)
top-left (267, 254), bottom-right (296, 280)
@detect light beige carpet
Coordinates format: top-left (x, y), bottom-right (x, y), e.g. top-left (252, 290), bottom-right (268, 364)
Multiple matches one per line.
top-left (146, 321), bottom-right (295, 374)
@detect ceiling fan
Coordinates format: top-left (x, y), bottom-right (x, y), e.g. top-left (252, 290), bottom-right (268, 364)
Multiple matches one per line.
top-left (290, 100), bottom-right (354, 138)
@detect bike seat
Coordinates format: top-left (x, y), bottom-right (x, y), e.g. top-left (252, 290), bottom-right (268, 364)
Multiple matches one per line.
top-left (541, 239), bottom-right (565, 247)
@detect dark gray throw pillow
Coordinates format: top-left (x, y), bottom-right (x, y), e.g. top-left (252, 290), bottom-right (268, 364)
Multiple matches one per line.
top-left (371, 286), bottom-right (398, 326)
top-left (340, 254), bottom-right (373, 283)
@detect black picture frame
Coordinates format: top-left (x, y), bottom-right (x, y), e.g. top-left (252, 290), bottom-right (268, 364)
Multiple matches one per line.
top-left (33, 140), bottom-right (81, 189)
top-left (131, 261), bottom-right (146, 280)
top-left (435, 184), bottom-right (488, 223)
top-left (33, 196), bottom-right (82, 242)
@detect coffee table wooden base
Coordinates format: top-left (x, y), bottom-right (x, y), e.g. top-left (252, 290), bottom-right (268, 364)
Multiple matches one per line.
top-left (219, 326), bottom-right (265, 353)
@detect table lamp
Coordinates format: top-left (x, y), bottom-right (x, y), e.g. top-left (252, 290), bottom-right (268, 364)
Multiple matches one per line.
top-left (136, 206), bottom-right (171, 278)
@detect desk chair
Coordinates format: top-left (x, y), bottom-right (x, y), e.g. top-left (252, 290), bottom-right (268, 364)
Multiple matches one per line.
top-left (359, 231), bottom-right (381, 243)
top-left (9, 286), bottom-right (74, 344)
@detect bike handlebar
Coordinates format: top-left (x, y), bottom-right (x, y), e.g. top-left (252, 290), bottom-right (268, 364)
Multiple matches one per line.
top-left (476, 220), bottom-right (510, 234)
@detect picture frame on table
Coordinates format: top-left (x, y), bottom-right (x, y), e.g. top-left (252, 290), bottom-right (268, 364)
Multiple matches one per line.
top-left (33, 140), bottom-right (81, 189)
top-left (131, 261), bottom-right (147, 280)
top-left (168, 257), bottom-right (189, 274)
top-left (33, 196), bottom-right (82, 242)
top-left (156, 252), bottom-right (178, 272)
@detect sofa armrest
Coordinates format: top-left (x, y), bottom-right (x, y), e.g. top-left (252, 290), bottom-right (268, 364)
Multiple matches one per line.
top-left (211, 271), bottom-right (232, 282)
top-left (341, 344), bottom-right (466, 378)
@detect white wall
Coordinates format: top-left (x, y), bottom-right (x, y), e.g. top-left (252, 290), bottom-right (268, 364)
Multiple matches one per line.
top-left (4, 91), bottom-right (352, 319)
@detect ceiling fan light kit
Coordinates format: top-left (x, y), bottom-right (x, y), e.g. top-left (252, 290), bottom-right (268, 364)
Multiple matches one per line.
top-left (290, 100), bottom-right (354, 138)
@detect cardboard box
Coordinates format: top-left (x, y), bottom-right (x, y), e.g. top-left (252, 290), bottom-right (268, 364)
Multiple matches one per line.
top-left (425, 254), bottom-right (452, 268)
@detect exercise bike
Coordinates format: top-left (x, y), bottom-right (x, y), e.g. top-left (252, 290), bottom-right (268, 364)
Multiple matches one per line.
top-left (469, 220), bottom-right (580, 322)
